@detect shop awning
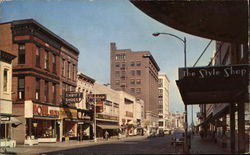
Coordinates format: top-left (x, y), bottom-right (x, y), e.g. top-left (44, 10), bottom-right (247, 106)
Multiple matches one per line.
top-left (97, 124), bottom-right (120, 129)
top-left (130, 0), bottom-right (247, 43)
top-left (176, 64), bottom-right (249, 105)
top-left (0, 117), bottom-right (22, 126)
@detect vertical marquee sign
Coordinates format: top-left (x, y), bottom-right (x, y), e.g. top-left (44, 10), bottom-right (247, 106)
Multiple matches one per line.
top-left (63, 91), bottom-right (83, 104)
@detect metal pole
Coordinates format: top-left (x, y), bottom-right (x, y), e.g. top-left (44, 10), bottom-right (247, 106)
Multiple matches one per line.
top-left (94, 94), bottom-right (97, 142)
top-left (184, 37), bottom-right (189, 153)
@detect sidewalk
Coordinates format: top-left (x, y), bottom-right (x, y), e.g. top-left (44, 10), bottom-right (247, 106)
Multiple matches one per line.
top-left (189, 135), bottom-right (231, 154)
top-left (1, 136), bottom-right (146, 155)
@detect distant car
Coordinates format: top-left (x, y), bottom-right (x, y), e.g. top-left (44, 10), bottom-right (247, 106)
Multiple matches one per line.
top-left (147, 132), bottom-right (157, 138)
top-left (171, 130), bottom-right (184, 145)
top-left (158, 130), bottom-right (165, 137)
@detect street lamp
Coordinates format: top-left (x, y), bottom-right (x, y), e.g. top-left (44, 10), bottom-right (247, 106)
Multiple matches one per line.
top-left (152, 32), bottom-right (189, 153)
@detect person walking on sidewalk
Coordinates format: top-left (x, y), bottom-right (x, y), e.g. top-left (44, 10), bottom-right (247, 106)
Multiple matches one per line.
top-left (104, 130), bottom-right (109, 140)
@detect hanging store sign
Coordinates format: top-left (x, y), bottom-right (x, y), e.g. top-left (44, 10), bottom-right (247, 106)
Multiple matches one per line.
top-left (87, 94), bottom-right (106, 103)
top-left (179, 64), bottom-right (248, 80)
top-left (64, 91), bottom-right (83, 104)
top-left (177, 64), bottom-right (249, 105)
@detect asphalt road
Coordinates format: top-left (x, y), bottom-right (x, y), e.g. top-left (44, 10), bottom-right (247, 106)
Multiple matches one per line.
top-left (44, 135), bottom-right (182, 155)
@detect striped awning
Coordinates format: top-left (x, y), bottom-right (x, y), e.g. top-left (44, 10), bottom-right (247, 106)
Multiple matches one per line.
top-left (97, 124), bottom-right (120, 129)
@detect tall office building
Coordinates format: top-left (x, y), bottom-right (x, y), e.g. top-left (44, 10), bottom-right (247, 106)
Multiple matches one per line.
top-left (110, 42), bottom-right (160, 127)
top-left (158, 73), bottom-right (170, 131)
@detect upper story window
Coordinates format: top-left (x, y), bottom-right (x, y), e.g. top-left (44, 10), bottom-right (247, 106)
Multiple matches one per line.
top-left (136, 70), bottom-right (141, 76)
top-left (44, 50), bottom-right (49, 70)
top-left (35, 78), bottom-right (40, 100)
top-left (72, 64), bottom-right (75, 80)
top-left (130, 79), bottom-right (135, 84)
top-left (52, 83), bottom-right (56, 104)
top-left (130, 61), bottom-right (135, 67)
top-left (52, 54), bottom-right (56, 73)
top-left (131, 70), bottom-right (135, 76)
top-left (18, 77), bottom-right (25, 100)
top-left (3, 69), bottom-right (8, 92)
top-left (18, 44), bottom-right (25, 64)
top-left (136, 88), bottom-right (141, 94)
top-left (115, 53), bottom-right (126, 60)
top-left (115, 71), bottom-right (120, 78)
top-left (35, 46), bottom-right (40, 67)
top-left (68, 62), bottom-right (71, 78)
top-left (44, 81), bottom-right (48, 102)
top-left (115, 62), bottom-right (120, 67)
top-left (136, 61), bottom-right (141, 66)
top-left (136, 79), bottom-right (141, 85)
top-left (158, 79), bottom-right (163, 87)
top-left (62, 58), bottom-right (65, 76)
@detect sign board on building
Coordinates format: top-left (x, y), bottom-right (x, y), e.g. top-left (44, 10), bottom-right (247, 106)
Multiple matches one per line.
top-left (59, 108), bottom-right (77, 119)
top-left (64, 91), bottom-right (83, 104)
top-left (33, 103), bottom-right (59, 118)
top-left (177, 64), bottom-right (249, 105)
top-left (96, 114), bottom-right (118, 121)
top-left (87, 94), bottom-right (106, 103)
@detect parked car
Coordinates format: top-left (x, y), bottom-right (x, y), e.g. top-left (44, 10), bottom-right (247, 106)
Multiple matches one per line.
top-left (171, 129), bottom-right (184, 145)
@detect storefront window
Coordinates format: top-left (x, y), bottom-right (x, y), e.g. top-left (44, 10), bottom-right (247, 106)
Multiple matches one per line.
top-left (35, 119), bottom-right (56, 138)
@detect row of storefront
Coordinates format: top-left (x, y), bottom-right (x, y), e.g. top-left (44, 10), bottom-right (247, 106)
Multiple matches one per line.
top-left (22, 101), bottom-right (93, 144)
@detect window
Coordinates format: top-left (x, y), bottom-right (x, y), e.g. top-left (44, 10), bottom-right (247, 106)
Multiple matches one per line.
top-left (44, 50), bottom-right (49, 70)
top-left (131, 70), bottom-right (135, 76)
top-left (18, 77), bottom-right (25, 99)
top-left (44, 81), bottom-right (48, 102)
top-left (115, 71), bottom-right (120, 78)
top-left (115, 62), bottom-right (120, 67)
top-left (115, 80), bottom-right (120, 85)
top-left (159, 122), bottom-right (163, 127)
top-left (72, 64), bottom-right (75, 80)
top-left (136, 79), bottom-right (141, 84)
top-left (130, 79), bottom-right (135, 84)
top-left (136, 88), bottom-right (141, 94)
top-left (18, 44), bottom-right (25, 64)
top-left (130, 61), bottom-right (135, 67)
top-left (136, 61), bottom-right (141, 66)
top-left (62, 59), bottom-right (65, 76)
top-left (68, 62), bottom-right (70, 78)
top-left (52, 54), bottom-right (56, 73)
top-left (136, 70), bottom-right (141, 75)
top-left (35, 78), bottom-right (40, 100)
top-left (3, 69), bottom-right (8, 92)
top-left (52, 83), bottom-right (56, 104)
top-left (130, 88), bottom-right (135, 93)
top-left (36, 46), bottom-right (40, 67)
top-left (158, 79), bottom-right (163, 87)
top-left (121, 63), bottom-right (126, 68)
top-left (115, 53), bottom-right (126, 60)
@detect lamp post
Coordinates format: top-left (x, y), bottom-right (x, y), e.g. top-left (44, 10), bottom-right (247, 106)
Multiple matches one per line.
top-left (94, 93), bottom-right (97, 142)
top-left (152, 32), bottom-right (189, 153)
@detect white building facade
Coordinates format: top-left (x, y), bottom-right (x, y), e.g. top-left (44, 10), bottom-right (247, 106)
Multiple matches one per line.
top-left (118, 91), bottom-right (144, 136)
top-left (158, 73), bottom-right (170, 131)
top-left (0, 50), bottom-right (17, 147)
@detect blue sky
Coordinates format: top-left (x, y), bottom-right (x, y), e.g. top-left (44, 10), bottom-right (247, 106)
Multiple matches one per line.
top-left (0, 0), bottom-right (215, 125)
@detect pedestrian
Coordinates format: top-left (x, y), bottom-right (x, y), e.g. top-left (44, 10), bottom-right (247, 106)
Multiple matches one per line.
top-left (104, 130), bottom-right (109, 140)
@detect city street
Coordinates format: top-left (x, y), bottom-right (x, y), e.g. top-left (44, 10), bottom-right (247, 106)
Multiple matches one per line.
top-left (4, 134), bottom-right (182, 155)
top-left (45, 135), bottom-right (180, 155)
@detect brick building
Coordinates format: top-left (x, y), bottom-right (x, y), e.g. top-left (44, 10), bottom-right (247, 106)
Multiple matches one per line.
top-left (0, 19), bottom-right (79, 144)
top-left (110, 43), bottom-right (160, 129)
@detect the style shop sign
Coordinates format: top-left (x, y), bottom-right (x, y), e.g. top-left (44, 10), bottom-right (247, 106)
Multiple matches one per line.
top-left (179, 64), bottom-right (248, 80)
